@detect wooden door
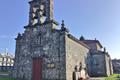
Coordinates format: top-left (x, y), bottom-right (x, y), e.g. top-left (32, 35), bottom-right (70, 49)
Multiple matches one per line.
top-left (32, 58), bottom-right (43, 80)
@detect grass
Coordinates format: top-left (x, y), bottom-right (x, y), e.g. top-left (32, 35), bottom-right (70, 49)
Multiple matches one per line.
top-left (105, 74), bottom-right (120, 80)
top-left (0, 74), bottom-right (120, 80)
top-left (0, 78), bottom-right (15, 80)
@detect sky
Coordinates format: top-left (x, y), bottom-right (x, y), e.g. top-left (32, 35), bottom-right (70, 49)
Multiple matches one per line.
top-left (0, 0), bottom-right (120, 59)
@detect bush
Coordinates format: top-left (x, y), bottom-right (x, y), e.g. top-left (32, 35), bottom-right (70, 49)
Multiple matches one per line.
top-left (105, 74), bottom-right (120, 80)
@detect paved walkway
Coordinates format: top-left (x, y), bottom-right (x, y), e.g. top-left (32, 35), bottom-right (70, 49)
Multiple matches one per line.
top-left (90, 77), bottom-right (105, 80)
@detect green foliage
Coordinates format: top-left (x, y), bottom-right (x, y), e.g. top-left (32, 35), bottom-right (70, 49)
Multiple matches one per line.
top-left (105, 74), bottom-right (120, 80)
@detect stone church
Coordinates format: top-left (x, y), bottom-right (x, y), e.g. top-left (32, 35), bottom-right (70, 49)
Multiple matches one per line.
top-left (79, 37), bottom-right (113, 77)
top-left (13, 0), bottom-right (113, 80)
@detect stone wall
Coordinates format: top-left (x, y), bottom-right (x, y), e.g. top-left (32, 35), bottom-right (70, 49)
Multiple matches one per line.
top-left (13, 22), bottom-right (66, 80)
top-left (87, 51), bottom-right (113, 77)
top-left (105, 55), bottom-right (111, 76)
top-left (87, 52), bottom-right (106, 77)
top-left (65, 34), bottom-right (89, 80)
top-left (112, 59), bottom-right (120, 74)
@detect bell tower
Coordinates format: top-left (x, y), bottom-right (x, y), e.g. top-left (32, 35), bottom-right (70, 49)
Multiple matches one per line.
top-left (28, 0), bottom-right (54, 26)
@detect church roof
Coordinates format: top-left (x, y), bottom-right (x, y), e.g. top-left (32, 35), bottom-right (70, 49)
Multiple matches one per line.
top-left (80, 40), bottom-right (103, 48)
top-left (67, 34), bottom-right (90, 49)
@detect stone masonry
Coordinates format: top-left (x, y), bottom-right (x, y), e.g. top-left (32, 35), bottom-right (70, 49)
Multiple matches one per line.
top-left (13, 0), bottom-right (113, 80)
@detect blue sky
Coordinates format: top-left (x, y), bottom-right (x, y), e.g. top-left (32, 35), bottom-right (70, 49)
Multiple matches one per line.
top-left (0, 0), bottom-right (120, 59)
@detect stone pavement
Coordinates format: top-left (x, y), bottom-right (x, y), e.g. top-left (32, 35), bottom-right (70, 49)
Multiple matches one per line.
top-left (90, 77), bottom-right (105, 80)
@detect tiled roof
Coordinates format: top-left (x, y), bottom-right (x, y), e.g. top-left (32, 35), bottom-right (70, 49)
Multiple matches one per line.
top-left (67, 34), bottom-right (90, 49)
top-left (80, 40), bottom-right (103, 48)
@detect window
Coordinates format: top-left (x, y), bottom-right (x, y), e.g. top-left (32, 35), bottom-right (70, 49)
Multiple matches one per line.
top-left (47, 63), bottom-right (55, 68)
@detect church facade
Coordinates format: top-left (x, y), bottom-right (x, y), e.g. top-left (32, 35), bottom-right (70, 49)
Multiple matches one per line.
top-left (13, 0), bottom-right (113, 80)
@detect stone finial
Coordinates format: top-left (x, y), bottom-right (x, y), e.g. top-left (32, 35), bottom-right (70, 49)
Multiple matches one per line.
top-left (61, 20), bottom-right (65, 29)
top-left (61, 20), bottom-right (65, 27)
top-left (104, 47), bottom-right (106, 52)
top-left (61, 20), bottom-right (69, 33)
top-left (79, 35), bottom-right (85, 41)
top-left (18, 33), bottom-right (21, 36)
top-left (16, 33), bottom-right (22, 40)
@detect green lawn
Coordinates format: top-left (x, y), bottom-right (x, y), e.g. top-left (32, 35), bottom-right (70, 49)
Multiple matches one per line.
top-left (0, 78), bottom-right (15, 80)
top-left (105, 74), bottom-right (120, 80)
